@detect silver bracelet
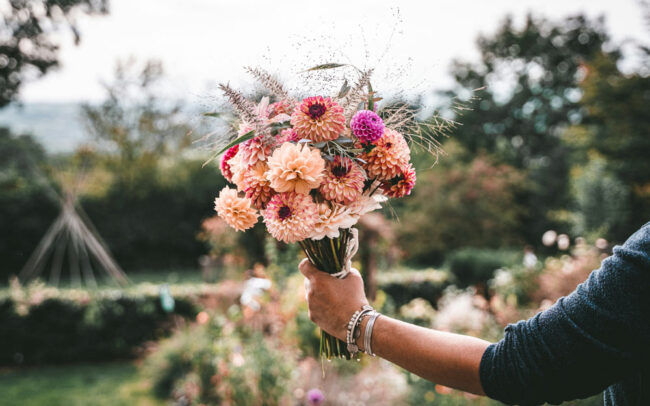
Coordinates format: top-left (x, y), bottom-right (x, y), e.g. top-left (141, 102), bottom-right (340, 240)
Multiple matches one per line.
top-left (346, 305), bottom-right (373, 358)
top-left (364, 312), bottom-right (381, 356)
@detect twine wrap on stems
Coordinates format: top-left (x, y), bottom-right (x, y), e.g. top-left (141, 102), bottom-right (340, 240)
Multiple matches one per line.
top-left (330, 228), bottom-right (358, 279)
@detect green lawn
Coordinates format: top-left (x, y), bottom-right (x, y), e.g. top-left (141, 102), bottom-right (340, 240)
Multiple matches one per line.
top-left (0, 362), bottom-right (163, 406)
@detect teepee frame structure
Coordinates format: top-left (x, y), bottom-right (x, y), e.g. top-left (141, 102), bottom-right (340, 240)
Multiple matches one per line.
top-left (18, 165), bottom-right (128, 287)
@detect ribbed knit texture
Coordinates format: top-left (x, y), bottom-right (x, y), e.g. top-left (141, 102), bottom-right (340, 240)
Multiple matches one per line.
top-left (480, 222), bottom-right (650, 405)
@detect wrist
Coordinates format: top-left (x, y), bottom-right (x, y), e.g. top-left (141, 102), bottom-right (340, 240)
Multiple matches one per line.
top-left (345, 305), bottom-right (373, 358)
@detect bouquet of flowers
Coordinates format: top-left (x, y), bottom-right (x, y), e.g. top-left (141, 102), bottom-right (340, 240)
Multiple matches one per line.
top-left (210, 66), bottom-right (444, 359)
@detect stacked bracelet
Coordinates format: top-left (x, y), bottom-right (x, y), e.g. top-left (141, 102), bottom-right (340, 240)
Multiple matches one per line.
top-left (346, 305), bottom-right (373, 358)
top-left (363, 312), bottom-right (381, 356)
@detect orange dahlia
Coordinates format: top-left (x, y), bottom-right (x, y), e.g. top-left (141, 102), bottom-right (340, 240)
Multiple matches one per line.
top-left (381, 163), bottom-right (416, 198)
top-left (360, 128), bottom-right (410, 180)
top-left (290, 96), bottom-right (345, 142)
top-left (242, 161), bottom-right (274, 209)
top-left (319, 156), bottom-right (365, 204)
top-left (263, 192), bottom-right (319, 243)
top-left (265, 142), bottom-right (325, 194)
top-left (214, 187), bottom-right (258, 231)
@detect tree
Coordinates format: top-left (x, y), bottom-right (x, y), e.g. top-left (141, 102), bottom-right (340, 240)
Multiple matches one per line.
top-left (0, 0), bottom-right (108, 108)
top-left (78, 60), bottom-right (225, 271)
top-left (570, 52), bottom-right (650, 240)
top-left (81, 59), bottom-right (192, 192)
top-left (447, 14), bottom-right (616, 243)
top-left (397, 143), bottom-right (526, 265)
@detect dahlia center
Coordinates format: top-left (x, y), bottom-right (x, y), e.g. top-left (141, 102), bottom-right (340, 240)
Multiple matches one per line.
top-left (278, 205), bottom-right (292, 220)
top-left (385, 142), bottom-right (393, 149)
top-left (308, 103), bottom-right (327, 120)
top-left (389, 175), bottom-right (404, 186)
top-left (331, 164), bottom-right (350, 178)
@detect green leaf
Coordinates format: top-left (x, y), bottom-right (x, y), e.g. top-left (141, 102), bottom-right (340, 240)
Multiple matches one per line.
top-left (203, 130), bottom-right (256, 167)
top-left (218, 130), bottom-right (255, 155)
top-left (367, 81), bottom-right (375, 111)
top-left (304, 63), bottom-right (348, 72)
top-left (270, 122), bottom-right (291, 130)
top-left (336, 137), bottom-right (354, 144)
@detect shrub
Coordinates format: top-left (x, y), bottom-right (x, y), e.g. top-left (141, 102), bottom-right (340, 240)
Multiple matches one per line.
top-left (143, 315), bottom-right (294, 406)
top-left (447, 248), bottom-right (521, 288)
top-left (396, 145), bottom-right (526, 266)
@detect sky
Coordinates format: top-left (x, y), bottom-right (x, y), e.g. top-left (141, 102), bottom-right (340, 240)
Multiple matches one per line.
top-left (17, 0), bottom-right (650, 106)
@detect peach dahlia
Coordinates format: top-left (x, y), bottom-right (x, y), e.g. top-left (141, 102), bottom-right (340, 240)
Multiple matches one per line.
top-left (290, 96), bottom-right (345, 142)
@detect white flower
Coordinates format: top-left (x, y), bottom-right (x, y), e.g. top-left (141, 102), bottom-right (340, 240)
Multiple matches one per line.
top-left (491, 269), bottom-right (513, 288)
top-left (310, 203), bottom-right (357, 240)
top-left (348, 191), bottom-right (387, 220)
top-left (434, 289), bottom-right (488, 333)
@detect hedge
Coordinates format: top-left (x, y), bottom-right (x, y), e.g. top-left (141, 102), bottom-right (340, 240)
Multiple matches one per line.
top-left (447, 248), bottom-right (522, 288)
top-left (378, 269), bottom-right (450, 308)
top-left (0, 283), bottom-right (217, 365)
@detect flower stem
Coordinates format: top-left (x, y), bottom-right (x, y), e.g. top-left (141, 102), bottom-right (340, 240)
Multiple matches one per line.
top-left (299, 231), bottom-right (353, 360)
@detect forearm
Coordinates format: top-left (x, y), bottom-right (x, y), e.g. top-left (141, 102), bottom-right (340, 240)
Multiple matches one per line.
top-left (356, 315), bottom-right (490, 395)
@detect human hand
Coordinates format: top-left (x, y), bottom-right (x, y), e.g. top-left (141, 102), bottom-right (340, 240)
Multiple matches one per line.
top-left (299, 258), bottom-right (369, 341)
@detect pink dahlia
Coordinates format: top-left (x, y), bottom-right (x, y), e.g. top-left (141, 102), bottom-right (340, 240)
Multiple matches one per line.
top-left (319, 156), bottom-right (365, 204)
top-left (266, 143), bottom-right (325, 194)
top-left (263, 192), bottom-right (319, 243)
top-left (214, 187), bottom-right (258, 231)
top-left (360, 128), bottom-right (410, 180)
top-left (239, 136), bottom-right (271, 167)
top-left (381, 163), bottom-right (416, 198)
top-left (238, 122), bottom-right (255, 137)
top-left (276, 128), bottom-right (299, 144)
top-left (350, 110), bottom-right (384, 143)
top-left (268, 100), bottom-right (295, 119)
top-left (243, 161), bottom-right (274, 209)
top-left (290, 96), bottom-right (345, 142)
top-left (220, 144), bottom-right (240, 182)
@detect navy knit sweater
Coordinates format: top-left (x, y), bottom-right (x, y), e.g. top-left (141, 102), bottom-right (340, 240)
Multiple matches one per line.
top-left (480, 222), bottom-right (650, 405)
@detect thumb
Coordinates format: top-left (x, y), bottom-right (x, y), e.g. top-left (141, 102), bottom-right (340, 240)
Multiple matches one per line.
top-left (299, 258), bottom-right (319, 279)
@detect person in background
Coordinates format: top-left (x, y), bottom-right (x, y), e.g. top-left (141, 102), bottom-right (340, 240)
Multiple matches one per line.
top-left (300, 222), bottom-right (650, 405)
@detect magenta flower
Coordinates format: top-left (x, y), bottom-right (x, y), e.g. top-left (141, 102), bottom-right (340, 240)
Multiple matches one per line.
top-left (350, 110), bottom-right (384, 143)
top-left (307, 388), bottom-right (325, 405)
top-left (220, 144), bottom-right (240, 183)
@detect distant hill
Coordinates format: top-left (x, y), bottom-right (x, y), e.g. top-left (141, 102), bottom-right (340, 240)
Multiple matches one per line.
top-left (0, 103), bottom-right (88, 152)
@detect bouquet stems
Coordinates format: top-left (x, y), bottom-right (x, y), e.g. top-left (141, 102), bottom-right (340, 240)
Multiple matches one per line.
top-left (299, 229), bottom-right (353, 360)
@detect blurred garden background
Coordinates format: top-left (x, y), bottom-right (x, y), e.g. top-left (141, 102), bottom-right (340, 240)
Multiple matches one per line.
top-left (1, 0), bottom-right (649, 405)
